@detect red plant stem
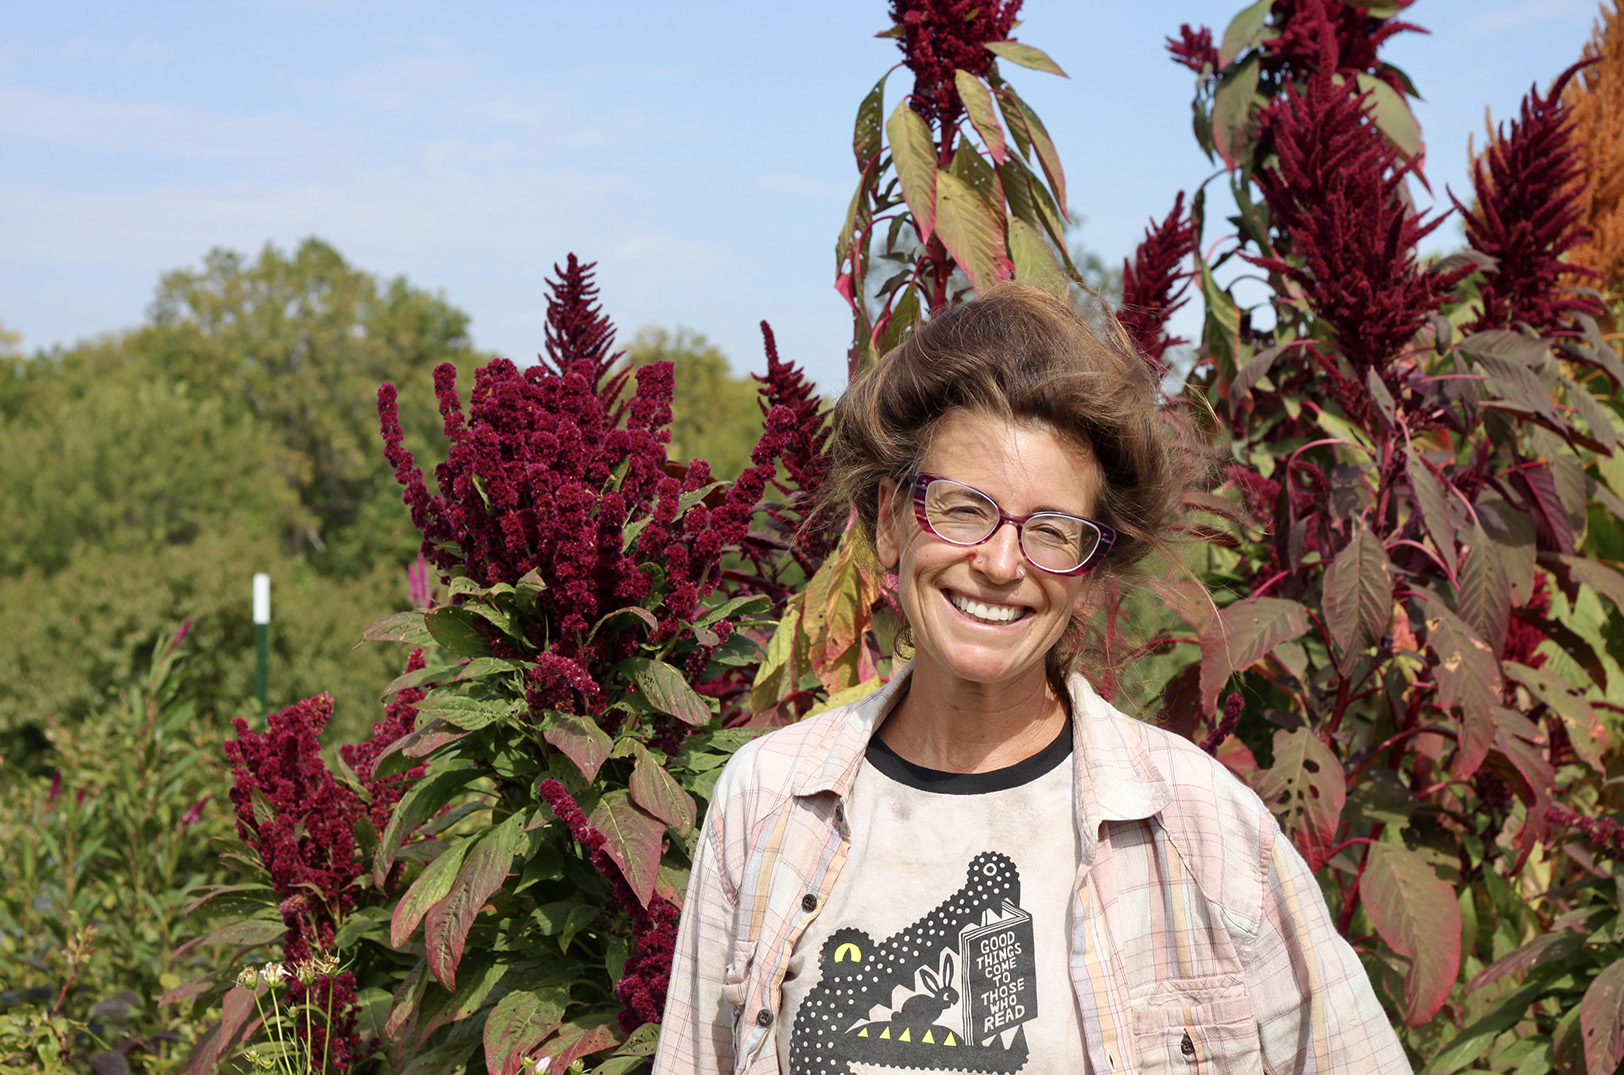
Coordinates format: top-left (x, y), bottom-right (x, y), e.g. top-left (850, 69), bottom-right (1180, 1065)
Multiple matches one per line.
top-left (1412, 779), bottom-right (1475, 799)
top-left (1327, 836), bottom-right (1373, 859)
top-left (1347, 724), bottom-right (1456, 780)
top-left (1336, 824), bottom-right (1384, 936)
top-left (1325, 673), bottom-right (1354, 738)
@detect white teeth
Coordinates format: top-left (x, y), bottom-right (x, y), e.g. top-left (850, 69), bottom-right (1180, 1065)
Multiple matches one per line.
top-left (949, 592), bottom-right (1023, 624)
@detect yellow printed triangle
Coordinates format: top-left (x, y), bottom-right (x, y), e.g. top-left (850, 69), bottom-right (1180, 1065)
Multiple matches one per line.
top-left (944, 1032), bottom-right (957, 1046)
top-left (898, 1028), bottom-right (910, 1042)
top-left (922, 1030), bottom-right (935, 1044)
top-left (880, 1027), bottom-right (890, 1040)
top-left (857, 1028), bottom-right (868, 1038)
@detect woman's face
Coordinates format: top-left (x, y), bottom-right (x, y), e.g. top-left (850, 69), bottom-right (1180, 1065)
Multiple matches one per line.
top-left (876, 410), bottom-right (1103, 699)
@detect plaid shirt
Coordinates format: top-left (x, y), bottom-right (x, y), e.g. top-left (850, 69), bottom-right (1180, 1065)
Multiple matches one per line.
top-left (654, 667), bottom-right (1410, 1074)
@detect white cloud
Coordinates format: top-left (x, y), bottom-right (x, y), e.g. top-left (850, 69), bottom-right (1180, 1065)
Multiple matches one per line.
top-left (0, 87), bottom-right (321, 160)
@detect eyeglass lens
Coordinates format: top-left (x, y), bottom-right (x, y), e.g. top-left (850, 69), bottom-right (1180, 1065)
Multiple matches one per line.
top-left (922, 480), bottom-right (1100, 572)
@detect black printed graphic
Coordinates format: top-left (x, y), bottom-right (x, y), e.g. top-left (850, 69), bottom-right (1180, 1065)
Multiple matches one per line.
top-left (789, 852), bottom-right (1038, 1075)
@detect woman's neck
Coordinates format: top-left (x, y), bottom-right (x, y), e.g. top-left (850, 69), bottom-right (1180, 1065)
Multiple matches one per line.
top-left (877, 663), bottom-right (1067, 774)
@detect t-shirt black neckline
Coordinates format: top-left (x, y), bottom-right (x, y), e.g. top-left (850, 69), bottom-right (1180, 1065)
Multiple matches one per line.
top-left (864, 717), bottom-right (1073, 795)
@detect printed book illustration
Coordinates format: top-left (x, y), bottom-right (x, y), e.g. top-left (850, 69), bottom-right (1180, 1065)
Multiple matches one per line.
top-left (789, 852), bottom-right (1039, 1075)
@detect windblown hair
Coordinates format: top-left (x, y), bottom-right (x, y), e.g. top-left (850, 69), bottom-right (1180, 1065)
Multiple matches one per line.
top-left (823, 281), bottom-right (1197, 696)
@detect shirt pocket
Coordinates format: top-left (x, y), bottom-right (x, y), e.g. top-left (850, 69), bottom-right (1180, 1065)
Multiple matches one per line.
top-left (1130, 974), bottom-right (1262, 1074)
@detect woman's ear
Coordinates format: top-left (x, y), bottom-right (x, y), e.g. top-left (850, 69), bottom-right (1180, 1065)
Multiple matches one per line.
top-left (875, 477), bottom-right (901, 571)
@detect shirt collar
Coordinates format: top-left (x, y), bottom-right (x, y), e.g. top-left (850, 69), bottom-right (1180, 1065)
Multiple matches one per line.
top-left (791, 662), bottom-right (1174, 855)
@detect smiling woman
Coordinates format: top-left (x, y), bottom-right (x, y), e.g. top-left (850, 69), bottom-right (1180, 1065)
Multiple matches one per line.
top-left (654, 283), bottom-right (1411, 1075)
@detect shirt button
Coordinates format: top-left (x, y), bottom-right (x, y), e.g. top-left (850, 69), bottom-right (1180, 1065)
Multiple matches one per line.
top-left (801, 893), bottom-right (818, 912)
top-left (756, 1008), bottom-right (773, 1027)
top-left (1181, 1031), bottom-right (1195, 1057)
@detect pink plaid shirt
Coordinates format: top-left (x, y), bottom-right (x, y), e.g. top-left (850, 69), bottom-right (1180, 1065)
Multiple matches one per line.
top-left (654, 667), bottom-right (1410, 1074)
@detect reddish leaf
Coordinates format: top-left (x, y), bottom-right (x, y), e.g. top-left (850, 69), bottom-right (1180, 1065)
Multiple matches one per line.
top-left (543, 1019), bottom-right (622, 1072)
top-left (543, 713), bottom-right (614, 782)
top-left (1215, 735), bottom-right (1257, 779)
top-left (1423, 598), bottom-right (1501, 732)
top-left (1251, 727), bottom-right (1344, 871)
top-left (416, 956), bottom-right (505, 1047)
top-left (1362, 843), bottom-right (1461, 1026)
top-left (1581, 957), bottom-right (1624, 1075)
top-left (391, 839), bottom-right (474, 949)
top-left (886, 101), bottom-right (937, 240)
top-left (1198, 597), bottom-right (1311, 715)
top-left (1014, 97), bottom-right (1067, 215)
top-left (484, 985), bottom-right (568, 1075)
top-left (1458, 525), bottom-right (1512, 659)
top-left (1406, 454), bottom-right (1458, 577)
top-left (1230, 341), bottom-right (1290, 403)
top-left (1556, 553), bottom-right (1624, 615)
top-left (1155, 664), bottom-right (1203, 742)
top-left (384, 961), bottom-right (430, 1046)
top-left (628, 743), bottom-right (697, 835)
top-left (1322, 523), bottom-right (1390, 665)
top-left (1517, 464), bottom-right (1577, 554)
top-left (181, 985), bottom-right (261, 1075)
top-left (1485, 709), bottom-right (1554, 867)
top-left (588, 790), bottom-right (665, 908)
top-left (424, 813), bottom-right (527, 990)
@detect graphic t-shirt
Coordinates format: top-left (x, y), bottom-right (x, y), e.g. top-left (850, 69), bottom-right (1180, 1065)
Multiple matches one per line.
top-left (778, 721), bottom-right (1088, 1075)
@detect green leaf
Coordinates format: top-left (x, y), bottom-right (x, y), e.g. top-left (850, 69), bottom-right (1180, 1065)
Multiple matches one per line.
top-left (1423, 597), bottom-right (1501, 731)
top-left (376, 767), bottom-right (483, 886)
top-left (416, 694), bottom-right (522, 732)
top-left (1006, 215), bottom-right (1066, 298)
top-left (1555, 554), bottom-right (1624, 616)
top-left (483, 985), bottom-right (568, 1075)
top-left (1251, 728), bottom-right (1345, 872)
top-left (695, 593), bottom-right (772, 628)
top-left (1322, 522), bottom-right (1390, 665)
top-left (886, 100), bottom-right (938, 240)
top-left (955, 69), bottom-right (1007, 162)
top-left (1200, 258), bottom-right (1244, 384)
top-left (935, 169), bottom-right (1007, 296)
top-left (1419, 980), bottom-right (1545, 1075)
top-left (1581, 956), bottom-right (1624, 1075)
top-left (358, 610), bottom-right (432, 649)
top-left (391, 838), bottom-right (474, 950)
top-left (417, 953), bottom-right (505, 1046)
top-left (1015, 98), bottom-right (1067, 215)
top-left (1211, 55), bottom-right (1261, 168)
top-left (424, 812), bottom-right (529, 990)
top-left (1219, 0), bottom-right (1273, 65)
top-left (1503, 661), bottom-right (1604, 770)
top-left (983, 40), bottom-right (1068, 77)
top-left (1406, 454), bottom-right (1458, 577)
top-left (542, 712), bottom-right (614, 782)
top-left (1354, 73), bottom-right (1422, 158)
top-left (1562, 376), bottom-right (1619, 450)
top-left (628, 742), bottom-right (698, 835)
top-left (588, 790), bottom-right (665, 908)
top-left (1230, 341), bottom-right (1291, 404)
top-left (1363, 843), bottom-right (1461, 1027)
top-left (1198, 596), bottom-right (1310, 715)
top-left (622, 658), bottom-right (712, 725)
top-left (1457, 525), bottom-right (1511, 660)
top-left (425, 607), bottom-right (492, 659)
top-left (853, 74), bottom-right (886, 164)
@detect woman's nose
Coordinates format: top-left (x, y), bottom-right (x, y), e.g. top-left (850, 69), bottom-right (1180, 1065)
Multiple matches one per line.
top-left (972, 521), bottom-right (1025, 580)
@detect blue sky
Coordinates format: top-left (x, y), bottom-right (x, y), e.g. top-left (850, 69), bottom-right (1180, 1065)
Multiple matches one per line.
top-left (1, 0), bottom-right (1606, 391)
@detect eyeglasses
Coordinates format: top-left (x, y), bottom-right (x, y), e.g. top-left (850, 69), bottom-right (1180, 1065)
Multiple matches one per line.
top-left (909, 473), bottom-right (1116, 576)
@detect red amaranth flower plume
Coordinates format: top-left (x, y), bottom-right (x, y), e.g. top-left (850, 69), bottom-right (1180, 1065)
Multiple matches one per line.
top-left (1166, 25), bottom-right (1218, 73)
top-left (1119, 191), bottom-right (1197, 375)
top-left (1546, 805), bottom-right (1624, 860)
top-left (538, 779), bottom-right (679, 1032)
top-left (1258, 0), bottom-right (1425, 95)
top-left (1244, 33), bottom-right (1467, 388)
top-left (889, 0), bottom-right (1022, 128)
top-left (1455, 60), bottom-right (1604, 336)
top-left (753, 320), bottom-right (832, 565)
top-left (340, 648), bottom-right (429, 837)
top-left (224, 694), bottom-right (363, 1069)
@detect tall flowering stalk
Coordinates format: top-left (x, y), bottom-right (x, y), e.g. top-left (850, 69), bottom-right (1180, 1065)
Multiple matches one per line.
top-left (1563, 2), bottom-right (1624, 296)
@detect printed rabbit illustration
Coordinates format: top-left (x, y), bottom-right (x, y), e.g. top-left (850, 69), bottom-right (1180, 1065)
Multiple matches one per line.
top-left (892, 951), bottom-right (959, 1032)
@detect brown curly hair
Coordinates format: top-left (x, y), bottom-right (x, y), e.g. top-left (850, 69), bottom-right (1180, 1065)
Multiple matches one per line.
top-left (822, 281), bottom-right (1197, 697)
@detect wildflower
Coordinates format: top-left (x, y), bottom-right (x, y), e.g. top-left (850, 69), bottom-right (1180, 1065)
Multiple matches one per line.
top-left (179, 794), bottom-right (210, 829)
top-left (259, 962), bottom-right (286, 984)
top-left (235, 966), bottom-right (259, 989)
top-left (1546, 806), bottom-right (1624, 860)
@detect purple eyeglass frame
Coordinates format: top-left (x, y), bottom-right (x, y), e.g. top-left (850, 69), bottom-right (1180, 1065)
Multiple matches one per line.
top-left (909, 473), bottom-right (1116, 576)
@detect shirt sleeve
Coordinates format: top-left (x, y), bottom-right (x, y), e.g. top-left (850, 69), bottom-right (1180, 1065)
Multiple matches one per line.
top-left (1246, 829), bottom-right (1414, 1075)
top-left (653, 787), bottom-right (742, 1075)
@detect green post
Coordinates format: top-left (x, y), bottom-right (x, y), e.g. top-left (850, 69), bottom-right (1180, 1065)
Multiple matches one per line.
top-left (253, 572), bottom-right (270, 710)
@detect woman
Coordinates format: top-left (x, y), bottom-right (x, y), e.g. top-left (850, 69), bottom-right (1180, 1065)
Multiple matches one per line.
top-left (654, 284), bottom-right (1407, 1074)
